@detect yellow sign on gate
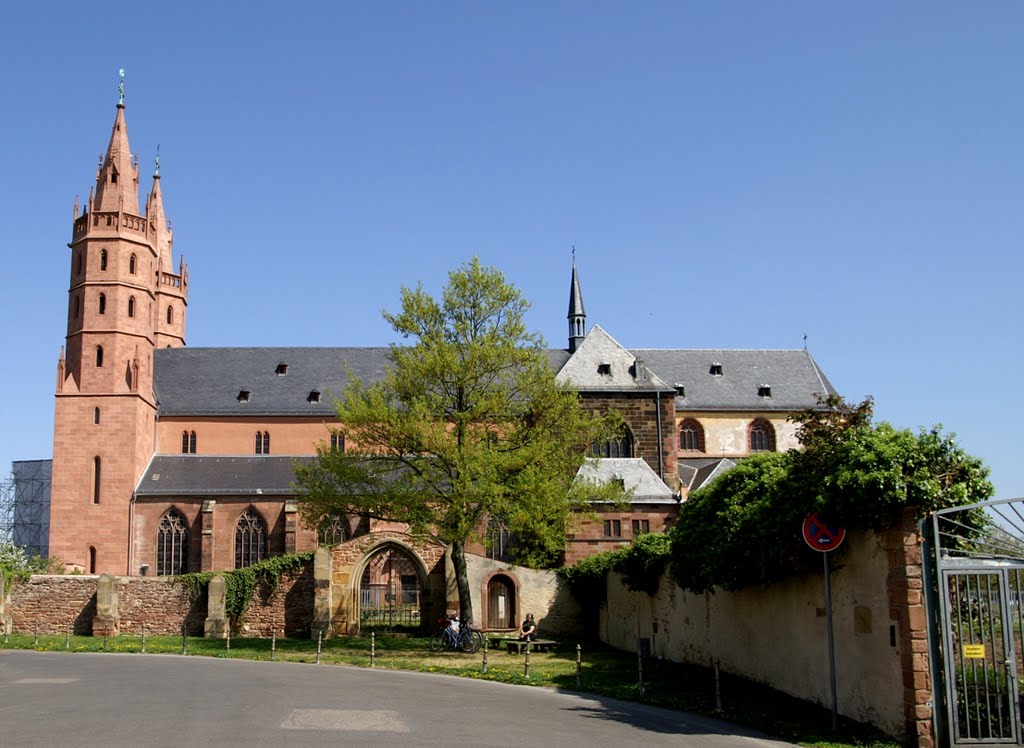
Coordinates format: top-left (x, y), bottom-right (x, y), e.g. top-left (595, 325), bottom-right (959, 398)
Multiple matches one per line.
top-left (962, 644), bottom-right (986, 659)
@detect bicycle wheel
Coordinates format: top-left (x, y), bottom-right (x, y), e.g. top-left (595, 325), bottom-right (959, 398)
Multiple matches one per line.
top-left (461, 629), bottom-right (482, 654)
top-left (429, 632), bottom-right (444, 652)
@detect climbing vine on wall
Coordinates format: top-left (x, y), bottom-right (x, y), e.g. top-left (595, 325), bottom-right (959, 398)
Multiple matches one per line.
top-left (176, 551), bottom-right (314, 622)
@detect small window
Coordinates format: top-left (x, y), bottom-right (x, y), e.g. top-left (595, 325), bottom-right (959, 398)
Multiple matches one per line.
top-left (275, 363), bottom-right (288, 375)
top-left (603, 519), bottom-right (622, 538)
top-left (632, 519), bottom-right (650, 536)
top-left (128, 296), bottom-right (136, 318)
top-left (96, 345), bottom-right (104, 368)
top-left (100, 249), bottom-right (108, 271)
top-left (111, 170), bottom-right (118, 184)
top-left (88, 546), bottom-right (97, 574)
top-left (98, 293), bottom-right (106, 315)
top-left (330, 433), bottom-right (345, 451)
top-left (709, 363), bottom-right (723, 376)
top-left (255, 431), bottom-right (270, 455)
top-left (73, 296), bottom-right (79, 319)
top-left (166, 306), bottom-right (173, 324)
top-left (93, 456), bottom-right (101, 504)
top-left (597, 363), bottom-right (612, 376)
top-left (592, 428), bottom-right (634, 458)
top-left (94, 407), bottom-right (101, 424)
top-left (237, 389), bottom-right (251, 403)
top-left (129, 254), bottom-right (137, 274)
top-left (308, 390), bottom-right (321, 404)
top-left (318, 511), bottom-right (347, 546)
top-left (758, 384), bottom-right (772, 398)
top-left (181, 430), bottom-right (196, 454)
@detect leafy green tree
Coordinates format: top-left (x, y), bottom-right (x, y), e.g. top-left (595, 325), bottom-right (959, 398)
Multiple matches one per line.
top-left (670, 396), bottom-right (993, 593)
top-left (295, 259), bottom-right (619, 626)
top-left (0, 543), bottom-right (62, 594)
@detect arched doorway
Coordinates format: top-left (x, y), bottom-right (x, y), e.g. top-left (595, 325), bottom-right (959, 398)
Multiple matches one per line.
top-left (359, 545), bottom-right (423, 632)
top-left (486, 574), bottom-right (517, 629)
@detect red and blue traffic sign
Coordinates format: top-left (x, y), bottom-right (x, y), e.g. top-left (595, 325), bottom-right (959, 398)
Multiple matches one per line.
top-left (802, 511), bottom-right (846, 552)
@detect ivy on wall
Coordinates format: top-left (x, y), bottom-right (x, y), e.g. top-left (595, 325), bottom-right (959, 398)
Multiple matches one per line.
top-left (176, 551), bottom-right (314, 622)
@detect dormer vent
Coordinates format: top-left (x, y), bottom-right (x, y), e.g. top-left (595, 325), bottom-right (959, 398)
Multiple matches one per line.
top-left (308, 390), bottom-right (321, 404)
top-left (237, 389), bottom-right (251, 403)
top-left (597, 363), bottom-right (612, 376)
top-left (674, 383), bottom-right (686, 397)
top-left (709, 363), bottom-right (723, 376)
top-left (758, 384), bottom-right (772, 398)
top-left (275, 363), bottom-right (288, 375)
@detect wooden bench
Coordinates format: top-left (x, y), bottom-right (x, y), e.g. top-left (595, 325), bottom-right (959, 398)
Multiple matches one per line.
top-left (505, 639), bottom-right (558, 654)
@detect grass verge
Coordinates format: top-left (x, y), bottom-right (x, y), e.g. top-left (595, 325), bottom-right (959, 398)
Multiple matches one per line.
top-left (0, 631), bottom-right (900, 748)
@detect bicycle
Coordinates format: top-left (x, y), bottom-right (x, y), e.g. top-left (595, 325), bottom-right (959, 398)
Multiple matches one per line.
top-left (428, 617), bottom-right (483, 653)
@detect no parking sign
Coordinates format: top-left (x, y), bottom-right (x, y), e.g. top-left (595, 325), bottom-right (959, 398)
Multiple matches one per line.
top-left (802, 511), bottom-right (846, 552)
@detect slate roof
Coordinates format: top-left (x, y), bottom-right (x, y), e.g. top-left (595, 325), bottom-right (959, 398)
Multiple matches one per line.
top-left (631, 348), bottom-right (837, 411)
top-left (135, 455), bottom-right (311, 496)
top-left (678, 457), bottom-right (738, 493)
top-left (151, 338), bottom-right (834, 416)
top-left (575, 458), bottom-right (678, 504)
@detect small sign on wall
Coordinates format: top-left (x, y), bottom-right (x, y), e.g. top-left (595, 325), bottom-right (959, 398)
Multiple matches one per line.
top-left (962, 644), bottom-right (986, 659)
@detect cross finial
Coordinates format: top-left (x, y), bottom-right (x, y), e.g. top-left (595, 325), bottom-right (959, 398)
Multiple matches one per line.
top-left (572, 244), bottom-right (576, 258)
top-left (118, 68), bottom-right (125, 105)
top-left (803, 333), bottom-right (808, 350)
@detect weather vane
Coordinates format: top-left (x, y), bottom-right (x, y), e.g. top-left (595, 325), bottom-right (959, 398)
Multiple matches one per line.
top-left (155, 144), bottom-right (160, 177)
top-left (118, 68), bottom-right (125, 105)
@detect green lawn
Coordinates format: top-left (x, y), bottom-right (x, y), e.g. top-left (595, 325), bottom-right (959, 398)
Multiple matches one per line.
top-left (0, 631), bottom-right (899, 748)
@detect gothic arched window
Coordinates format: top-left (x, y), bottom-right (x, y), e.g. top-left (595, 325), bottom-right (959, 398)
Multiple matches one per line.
top-left (749, 419), bottom-right (776, 452)
top-left (678, 419), bottom-right (705, 452)
top-left (157, 508), bottom-right (189, 576)
top-left (318, 511), bottom-right (347, 546)
top-left (98, 293), bottom-right (106, 315)
top-left (129, 254), bottom-right (137, 274)
top-left (128, 296), bottom-right (135, 318)
top-left (92, 456), bottom-right (101, 504)
top-left (95, 345), bottom-right (104, 368)
top-left (181, 430), bottom-right (196, 454)
top-left (592, 427), bottom-right (634, 458)
top-left (234, 507), bottom-right (268, 569)
top-left (100, 249), bottom-right (108, 270)
top-left (167, 306), bottom-right (173, 324)
top-left (255, 431), bottom-right (270, 455)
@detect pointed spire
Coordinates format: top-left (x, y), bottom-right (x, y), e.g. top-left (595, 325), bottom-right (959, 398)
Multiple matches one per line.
top-left (93, 98), bottom-right (140, 214)
top-left (567, 247), bottom-right (587, 353)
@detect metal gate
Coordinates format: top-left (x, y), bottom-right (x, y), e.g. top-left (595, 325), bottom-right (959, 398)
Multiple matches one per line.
top-left (358, 546), bottom-right (422, 632)
top-left (933, 498), bottom-right (1024, 745)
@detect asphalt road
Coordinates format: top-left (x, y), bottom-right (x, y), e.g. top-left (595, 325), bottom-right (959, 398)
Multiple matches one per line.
top-left (0, 650), bottom-right (796, 747)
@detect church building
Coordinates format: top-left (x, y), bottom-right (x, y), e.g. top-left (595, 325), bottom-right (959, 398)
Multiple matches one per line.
top-left (49, 96), bottom-right (837, 577)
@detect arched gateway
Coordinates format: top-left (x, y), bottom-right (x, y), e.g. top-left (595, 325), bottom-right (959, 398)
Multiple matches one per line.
top-left (358, 544), bottom-right (424, 631)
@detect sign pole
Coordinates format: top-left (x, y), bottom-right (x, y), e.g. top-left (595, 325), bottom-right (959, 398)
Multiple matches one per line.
top-left (823, 550), bottom-right (838, 732)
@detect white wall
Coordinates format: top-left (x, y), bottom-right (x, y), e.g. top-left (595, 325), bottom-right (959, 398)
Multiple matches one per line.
top-left (600, 529), bottom-right (905, 738)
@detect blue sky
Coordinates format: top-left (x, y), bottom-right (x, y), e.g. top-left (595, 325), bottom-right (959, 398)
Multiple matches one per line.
top-left (1, 2), bottom-right (1021, 498)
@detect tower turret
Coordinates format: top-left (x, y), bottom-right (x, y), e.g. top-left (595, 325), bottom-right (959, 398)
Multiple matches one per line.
top-left (567, 252), bottom-right (586, 353)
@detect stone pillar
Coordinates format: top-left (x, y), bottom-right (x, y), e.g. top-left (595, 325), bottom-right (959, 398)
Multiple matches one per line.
top-left (284, 499), bottom-right (298, 555)
top-left (0, 567), bottom-right (10, 635)
top-left (887, 508), bottom-right (933, 748)
top-left (92, 573), bottom-right (120, 638)
top-left (201, 500), bottom-right (216, 571)
top-left (312, 546), bottom-right (333, 638)
top-left (204, 573), bottom-right (229, 639)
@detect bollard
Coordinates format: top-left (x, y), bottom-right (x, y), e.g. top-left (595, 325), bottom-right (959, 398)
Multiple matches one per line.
top-left (226, 625), bottom-right (231, 655)
top-left (524, 641), bottom-right (531, 678)
top-left (482, 637), bottom-right (488, 674)
top-left (103, 634), bottom-right (108, 652)
top-left (638, 648), bottom-right (645, 697)
top-left (66, 624), bottom-right (71, 650)
top-left (271, 629), bottom-right (277, 661)
top-left (34, 624), bottom-right (39, 646)
top-left (714, 657), bottom-right (722, 710)
top-left (316, 630), bottom-right (322, 664)
top-left (141, 623), bottom-right (146, 654)
top-left (181, 626), bottom-right (187, 656)
top-left (576, 644), bottom-right (582, 689)
top-left (371, 632), bottom-right (376, 669)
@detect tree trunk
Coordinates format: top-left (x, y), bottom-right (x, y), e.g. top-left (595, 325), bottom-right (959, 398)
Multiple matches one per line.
top-left (450, 540), bottom-right (475, 626)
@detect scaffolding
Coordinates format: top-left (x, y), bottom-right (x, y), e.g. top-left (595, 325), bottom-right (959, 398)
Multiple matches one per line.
top-left (0, 460), bottom-right (52, 557)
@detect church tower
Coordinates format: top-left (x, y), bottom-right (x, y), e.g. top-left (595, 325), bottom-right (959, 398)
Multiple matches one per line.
top-left (50, 81), bottom-right (188, 574)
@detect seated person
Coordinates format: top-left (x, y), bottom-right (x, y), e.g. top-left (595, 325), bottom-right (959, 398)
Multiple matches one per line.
top-left (518, 612), bottom-right (537, 641)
